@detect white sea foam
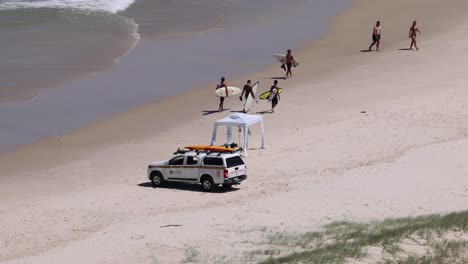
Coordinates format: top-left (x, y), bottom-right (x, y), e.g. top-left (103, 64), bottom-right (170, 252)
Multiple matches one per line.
top-left (0, 0), bottom-right (135, 13)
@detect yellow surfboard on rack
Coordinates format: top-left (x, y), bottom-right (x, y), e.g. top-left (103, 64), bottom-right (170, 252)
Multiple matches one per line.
top-left (185, 145), bottom-right (236, 152)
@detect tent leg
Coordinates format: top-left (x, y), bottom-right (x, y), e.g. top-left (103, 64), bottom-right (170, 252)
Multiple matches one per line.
top-left (227, 125), bottom-right (232, 145)
top-left (211, 124), bottom-right (218, 146)
top-left (244, 126), bottom-right (248, 157)
top-left (260, 120), bottom-right (266, 149)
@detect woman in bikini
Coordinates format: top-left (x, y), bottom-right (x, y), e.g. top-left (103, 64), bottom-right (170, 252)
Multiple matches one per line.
top-left (409, 20), bottom-right (421, 50)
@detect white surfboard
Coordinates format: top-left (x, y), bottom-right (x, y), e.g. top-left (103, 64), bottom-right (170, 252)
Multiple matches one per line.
top-left (243, 81), bottom-right (259, 112)
top-left (268, 87), bottom-right (278, 101)
top-left (215, 86), bottom-right (241, 97)
top-left (274, 54), bottom-right (300, 66)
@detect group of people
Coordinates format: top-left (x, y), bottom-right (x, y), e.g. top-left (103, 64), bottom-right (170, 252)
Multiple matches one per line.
top-left (216, 77), bottom-right (281, 113)
top-left (215, 48), bottom-right (293, 113)
top-left (369, 20), bottom-right (421, 51)
top-left (215, 20), bottom-right (421, 114)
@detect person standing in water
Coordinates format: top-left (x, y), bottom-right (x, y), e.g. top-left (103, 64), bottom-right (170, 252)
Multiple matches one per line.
top-left (409, 20), bottom-right (421, 50)
top-left (368, 21), bottom-right (382, 51)
top-left (269, 80), bottom-right (280, 113)
top-left (285, 49), bottom-right (296, 79)
top-left (216, 77), bottom-right (228, 112)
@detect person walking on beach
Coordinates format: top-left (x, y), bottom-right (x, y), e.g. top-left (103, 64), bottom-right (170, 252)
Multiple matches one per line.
top-left (239, 80), bottom-right (258, 112)
top-left (269, 80), bottom-right (280, 113)
top-left (216, 77), bottom-right (228, 112)
top-left (285, 49), bottom-right (296, 79)
top-left (368, 21), bottom-right (381, 51)
top-left (409, 20), bottom-right (421, 50)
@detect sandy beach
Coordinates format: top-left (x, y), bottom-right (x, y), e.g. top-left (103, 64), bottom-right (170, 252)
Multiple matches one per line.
top-left (1, 0), bottom-right (468, 263)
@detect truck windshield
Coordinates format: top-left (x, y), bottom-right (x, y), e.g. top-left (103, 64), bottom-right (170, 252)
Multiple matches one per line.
top-left (226, 156), bottom-right (244, 168)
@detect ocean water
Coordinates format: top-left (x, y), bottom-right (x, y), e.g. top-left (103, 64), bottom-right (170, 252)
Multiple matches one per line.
top-left (0, 0), bottom-right (134, 12)
top-left (0, 0), bottom-right (139, 102)
top-left (0, 0), bottom-right (351, 153)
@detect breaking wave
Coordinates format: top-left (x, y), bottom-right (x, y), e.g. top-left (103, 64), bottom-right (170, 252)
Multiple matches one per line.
top-left (0, 0), bottom-right (135, 13)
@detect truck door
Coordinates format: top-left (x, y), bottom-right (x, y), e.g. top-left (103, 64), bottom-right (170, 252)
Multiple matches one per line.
top-left (181, 155), bottom-right (200, 183)
top-left (167, 156), bottom-right (184, 181)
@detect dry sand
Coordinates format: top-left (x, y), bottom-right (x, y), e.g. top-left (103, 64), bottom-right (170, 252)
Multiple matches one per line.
top-left (1, 0), bottom-right (468, 263)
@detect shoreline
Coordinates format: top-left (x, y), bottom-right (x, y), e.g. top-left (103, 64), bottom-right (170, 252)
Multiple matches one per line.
top-left (2, 0), bottom-right (468, 262)
top-left (0, 1), bottom-right (355, 175)
top-left (0, 0), bottom-right (351, 155)
top-left (1, 0), bottom-right (467, 176)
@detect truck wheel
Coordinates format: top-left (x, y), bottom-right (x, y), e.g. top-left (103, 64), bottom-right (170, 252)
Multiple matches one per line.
top-left (201, 176), bottom-right (214, 192)
top-left (150, 172), bottom-right (164, 187)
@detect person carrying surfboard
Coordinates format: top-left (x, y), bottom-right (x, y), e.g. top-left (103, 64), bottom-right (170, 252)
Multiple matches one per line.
top-left (239, 80), bottom-right (258, 112)
top-left (285, 49), bottom-right (296, 79)
top-left (269, 80), bottom-right (280, 113)
top-left (216, 77), bottom-right (228, 112)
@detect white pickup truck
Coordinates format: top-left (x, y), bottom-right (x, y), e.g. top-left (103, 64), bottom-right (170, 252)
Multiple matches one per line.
top-left (147, 150), bottom-right (247, 191)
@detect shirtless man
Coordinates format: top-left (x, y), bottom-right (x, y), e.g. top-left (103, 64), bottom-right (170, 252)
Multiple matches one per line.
top-left (368, 21), bottom-right (381, 51)
top-left (216, 77), bottom-right (228, 112)
top-left (239, 80), bottom-right (258, 113)
top-left (285, 49), bottom-right (296, 79)
top-left (409, 20), bottom-right (421, 50)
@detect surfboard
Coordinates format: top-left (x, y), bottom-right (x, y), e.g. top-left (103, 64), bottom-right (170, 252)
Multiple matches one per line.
top-left (243, 81), bottom-right (259, 112)
top-left (259, 88), bottom-right (283, 100)
top-left (185, 145), bottom-right (236, 153)
top-left (268, 89), bottom-right (277, 101)
top-left (215, 86), bottom-right (241, 97)
top-left (185, 145), bottom-right (212, 151)
top-left (274, 54), bottom-right (300, 67)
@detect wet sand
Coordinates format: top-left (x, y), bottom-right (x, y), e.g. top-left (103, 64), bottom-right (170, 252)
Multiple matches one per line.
top-left (1, 0), bottom-right (468, 263)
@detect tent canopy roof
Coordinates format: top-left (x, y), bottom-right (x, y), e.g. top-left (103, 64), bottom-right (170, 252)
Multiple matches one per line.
top-left (214, 113), bottom-right (263, 127)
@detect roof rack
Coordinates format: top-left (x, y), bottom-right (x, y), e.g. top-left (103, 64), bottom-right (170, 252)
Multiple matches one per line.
top-left (173, 147), bottom-right (243, 155)
top-left (173, 148), bottom-right (190, 155)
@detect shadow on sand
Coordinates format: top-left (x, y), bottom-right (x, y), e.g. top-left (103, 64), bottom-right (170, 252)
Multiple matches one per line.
top-left (398, 48), bottom-right (413, 51)
top-left (256, 110), bottom-right (272, 115)
top-left (230, 110), bottom-right (245, 113)
top-left (202, 110), bottom-right (218, 116)
top-left (266, 77), bottom-right (287, 80)
top-left (360, 49), bottom-right (372, 53)
top-left (202, 108), bottom-right (231, 116)
top-left (138, 182), bottom-right (240, 193)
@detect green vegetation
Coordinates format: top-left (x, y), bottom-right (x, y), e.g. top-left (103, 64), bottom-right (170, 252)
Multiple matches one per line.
top-left (180, 211), bottom-right (468, 263)
top-left (258, 211), bottom-right (468, 264)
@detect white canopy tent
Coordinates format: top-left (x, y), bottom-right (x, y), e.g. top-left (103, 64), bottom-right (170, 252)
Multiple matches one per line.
top-left (210, 113), bottom-right (265, 157)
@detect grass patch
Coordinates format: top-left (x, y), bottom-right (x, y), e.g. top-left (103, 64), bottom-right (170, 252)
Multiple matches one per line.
top-left (182, 247), bottom-right (201, 263)
top-left (179, 211), bottom-right (468, 263)
top-left (257, 211), bottom-right (468, 264)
